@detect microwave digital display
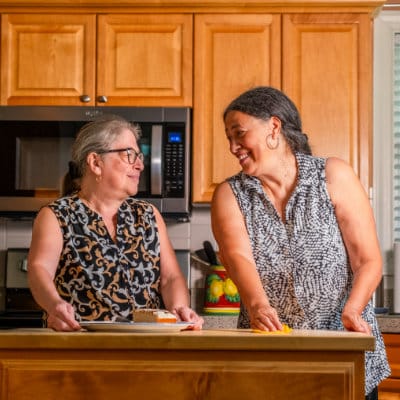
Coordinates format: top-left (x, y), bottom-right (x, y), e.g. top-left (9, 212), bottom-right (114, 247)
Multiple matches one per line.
top-left (168, 132), bottom-right (183, 143)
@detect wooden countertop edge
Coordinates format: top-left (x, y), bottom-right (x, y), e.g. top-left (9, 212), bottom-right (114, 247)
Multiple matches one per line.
top-left (0, 0), bottom-right (385, 13)
top-left (0, 0), bottom-right (385, 5)
top-left (0, 328), bottom-right (375, 352)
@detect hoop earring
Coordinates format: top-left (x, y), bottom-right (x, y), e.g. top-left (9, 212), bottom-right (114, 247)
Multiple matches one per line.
top-left (266, 134), bottom-right (279, 150)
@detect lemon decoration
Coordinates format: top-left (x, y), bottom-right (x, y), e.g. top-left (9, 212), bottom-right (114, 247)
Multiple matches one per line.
top-left (206, 273), bottom-right (220, 285)
top-left (223, 278), bottom-right (240, 302)
top-left (207, 279), bottom-right (224, 302)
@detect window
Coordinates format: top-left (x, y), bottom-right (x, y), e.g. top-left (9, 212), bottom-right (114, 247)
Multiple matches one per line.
top-left (393, 32), bottom-right (400, 239)
top-left (374, 10), bottom-right (400, 303)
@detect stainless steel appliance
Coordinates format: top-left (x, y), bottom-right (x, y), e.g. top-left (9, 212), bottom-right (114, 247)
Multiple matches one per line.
top-left (0, 106), bottom-right (191, 220)
top-left (0, 248), bottom-right (42, 328)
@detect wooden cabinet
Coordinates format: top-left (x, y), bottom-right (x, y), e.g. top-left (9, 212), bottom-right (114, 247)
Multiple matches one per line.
top-left (192, 14), bottom-right (281, 202)
top-left (282, 13), bottom-right (372, 193)
top-left (0, 1), bottom-right (383, 203)
top-left (1, 13), bottom-right (192, 106)
top-left (0, 328), bottom-right (374, 400)
top-left (379, 334), bottom-right (400, 399)
top-left (1, 14), bottom-right (96, 106)
top-left (192, 12), bottom-right (373, 202)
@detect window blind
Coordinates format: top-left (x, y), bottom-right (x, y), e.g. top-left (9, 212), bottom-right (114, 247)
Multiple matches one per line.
top-left (393, 32), bottom-right (400, 240)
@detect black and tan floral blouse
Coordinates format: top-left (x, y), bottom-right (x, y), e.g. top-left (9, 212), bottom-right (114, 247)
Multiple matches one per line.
top-left (47, 194), bottom-right (163, 321)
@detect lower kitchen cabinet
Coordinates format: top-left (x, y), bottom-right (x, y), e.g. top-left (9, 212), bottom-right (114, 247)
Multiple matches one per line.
top-left (0, 329), bottom-right (373, 400)
top-left (379, 334), bottom-right (400, 399)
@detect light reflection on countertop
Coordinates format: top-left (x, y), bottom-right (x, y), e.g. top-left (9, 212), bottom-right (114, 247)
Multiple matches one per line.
top-left (202, 315), bottom-right (400, 333)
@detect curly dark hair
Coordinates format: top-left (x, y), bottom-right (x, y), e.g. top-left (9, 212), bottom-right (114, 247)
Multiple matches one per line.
top-left (223, 86), bottom-right (312, 155)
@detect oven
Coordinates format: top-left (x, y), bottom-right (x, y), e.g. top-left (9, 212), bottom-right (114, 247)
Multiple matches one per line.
top-left (0, 248), bottom-right (43, 328)
top-left (0, 106), bottom-right (191, 221)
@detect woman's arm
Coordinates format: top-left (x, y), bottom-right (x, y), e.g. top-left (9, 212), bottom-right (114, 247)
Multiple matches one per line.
top-left (153, 206), bottom-right (203, 328)
top-left (326, 157), bottom-right (382, 333)
top-left (28, 207), bottom-right (81, 331)
top-left (211, 181), bottom-right (282, 331)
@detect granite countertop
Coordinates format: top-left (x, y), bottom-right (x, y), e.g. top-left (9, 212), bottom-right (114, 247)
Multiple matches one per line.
top-left (203, 314), bottom-right (400, 333)
top-left (376, 314), bottom-right (400, 333)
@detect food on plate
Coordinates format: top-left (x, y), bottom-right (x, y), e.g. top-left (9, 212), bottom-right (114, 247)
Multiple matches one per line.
top-left (133, 308), bottom-right (177, 323)
top-left (252, 324), bottom-right (292, 334)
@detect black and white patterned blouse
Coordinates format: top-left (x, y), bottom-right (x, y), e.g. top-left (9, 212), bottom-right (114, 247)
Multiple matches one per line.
top-left (227, 152), bottom-right (390, 395)
top-left (48, 195), bottom-right (163, 321)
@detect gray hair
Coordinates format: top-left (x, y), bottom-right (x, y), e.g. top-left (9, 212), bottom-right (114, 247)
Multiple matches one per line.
top-left (223, 86), bottom-right (312, 155)
top-left (62, 114), bottom-right (141, 195)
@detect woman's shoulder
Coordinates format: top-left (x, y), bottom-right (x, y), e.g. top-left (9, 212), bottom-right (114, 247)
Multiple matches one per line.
top-left (46, 194), bottom-right (78, 213)
top-left (123, 197), bottom-right (158, 220)
top-left (325, 157), bottom-right (356, 181)
top-left (125, 197), bottom-right (154, 211)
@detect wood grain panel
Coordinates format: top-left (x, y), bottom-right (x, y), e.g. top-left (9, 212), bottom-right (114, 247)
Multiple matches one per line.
top-left (282, 13), bottom-right (372, 191)
top-left (193, 13), bottom-right (281, 202)
top-left (0, 359), bottom-right (358, 400)
top-left (97, 14), bottom-right (192, 106)
top-left (380, 334), bottom-right (400, 398)
top-left (1, 14), bottom-right (96, 105)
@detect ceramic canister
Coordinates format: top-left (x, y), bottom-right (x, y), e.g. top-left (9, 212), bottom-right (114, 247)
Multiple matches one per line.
top-left (203, 265), bottom-right (240, 315)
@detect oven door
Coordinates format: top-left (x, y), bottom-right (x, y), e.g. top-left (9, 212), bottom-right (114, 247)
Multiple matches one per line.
top-left (0, 248), bottom-right (43, 329)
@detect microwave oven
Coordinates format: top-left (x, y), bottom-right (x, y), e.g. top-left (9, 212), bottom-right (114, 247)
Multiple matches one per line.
top-left (0, 106), bottom-right (191, 221)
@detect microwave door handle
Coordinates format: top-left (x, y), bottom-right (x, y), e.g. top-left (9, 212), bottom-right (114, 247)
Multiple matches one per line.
top-left (151, 125), bottom-right (163, 195)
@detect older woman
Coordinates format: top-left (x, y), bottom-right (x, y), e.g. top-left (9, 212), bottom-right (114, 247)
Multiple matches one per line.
top-left (28, 114), bottom-right (203, 332)
top-left (211, 86), bottom-right (389, 399)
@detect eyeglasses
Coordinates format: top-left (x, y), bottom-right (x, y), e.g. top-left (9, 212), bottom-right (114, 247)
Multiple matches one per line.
top-left (97, 148), bottom-right (144, 165)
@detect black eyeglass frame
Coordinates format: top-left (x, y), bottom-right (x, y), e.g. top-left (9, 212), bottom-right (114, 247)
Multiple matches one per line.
top-left (97, 147), bottom-right (144, 165)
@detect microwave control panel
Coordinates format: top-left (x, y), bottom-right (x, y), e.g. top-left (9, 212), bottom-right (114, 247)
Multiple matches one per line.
top-left (163, 124), bottom-right (185, 197)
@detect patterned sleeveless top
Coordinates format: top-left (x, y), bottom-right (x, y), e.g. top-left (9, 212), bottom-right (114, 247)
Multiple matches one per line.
top-left (48, 194), bottom-right (163, 322)
top-left (227, 152), bottom-right (390, 394)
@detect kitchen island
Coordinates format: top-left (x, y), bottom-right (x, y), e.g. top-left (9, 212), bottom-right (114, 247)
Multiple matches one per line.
top-left (0, 328), bottom-right (373, 400)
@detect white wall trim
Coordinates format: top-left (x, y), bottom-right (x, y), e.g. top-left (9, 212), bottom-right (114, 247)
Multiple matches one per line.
top-left (373, 10), bottom-right (400, 274)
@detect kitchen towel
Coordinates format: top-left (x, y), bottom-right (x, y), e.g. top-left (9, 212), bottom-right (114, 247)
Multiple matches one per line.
top-left (394, 241), bottom-right (400, 313)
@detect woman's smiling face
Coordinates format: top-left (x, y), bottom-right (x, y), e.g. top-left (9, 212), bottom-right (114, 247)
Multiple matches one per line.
top-left (99, 128), bottom-right (144, 198)
top-left (224, 110), bottom-right (271, 176)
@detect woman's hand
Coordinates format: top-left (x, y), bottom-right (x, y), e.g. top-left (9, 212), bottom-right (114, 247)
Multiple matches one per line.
top-left (249, 303), bottom-right (283, 331)
top-left (172, 306), bottom-right (204, 330)
top-left (342, 308), bottom-right (371, 334)
top-left (46, 300), bottom-right (81, 332)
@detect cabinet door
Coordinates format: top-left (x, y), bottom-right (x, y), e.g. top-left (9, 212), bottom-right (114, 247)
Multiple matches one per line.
top-left (97, 14), bottom-right (192, 106)
top-left (1, 14), bottom-right (96, 105)
top-left (379, 333), bottom-right (400, 398)
top-left (193, 14), bottom-right (281, 203)
top-left (282, 14), bottom-right (372, 191)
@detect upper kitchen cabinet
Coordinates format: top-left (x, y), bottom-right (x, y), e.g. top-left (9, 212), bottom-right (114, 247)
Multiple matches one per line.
top-left (192, 11), bottom-right (374, 202)
top-left (1, 13), bottom-right (192, 106)
top-left (97, 14), bottom-right (192, 106)
top-left (1, 14), bottom-right (95, 106)
top-left (192, 14), bottom-right (281, 203)
top-left (282, 13), bottom-right (372, 193)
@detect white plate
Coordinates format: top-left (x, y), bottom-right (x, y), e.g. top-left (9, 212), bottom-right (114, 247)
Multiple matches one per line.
top-left (80, 321), bottom-right (194, 333)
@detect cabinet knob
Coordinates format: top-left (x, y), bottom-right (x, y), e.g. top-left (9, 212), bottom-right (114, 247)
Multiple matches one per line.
top-left (97, 95), bottom-right (108, 103)
top-left (79, 95), bottom-right (91, 103)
